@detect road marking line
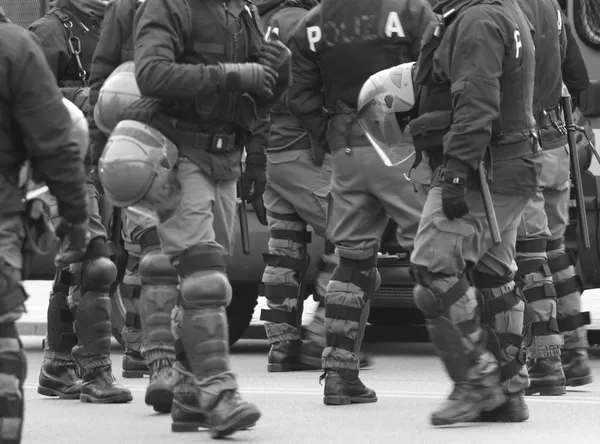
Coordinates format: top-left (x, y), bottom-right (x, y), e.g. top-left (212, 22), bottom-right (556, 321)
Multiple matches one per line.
top-left (23, 385), bottom-right (600, 404)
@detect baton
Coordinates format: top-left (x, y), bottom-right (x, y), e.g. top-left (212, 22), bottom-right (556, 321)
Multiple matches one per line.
top-left (562, 89), bottom-right (591, 250)
top-left (25, 185), bottom-right (49, 201)
top-left (237, 181), bottom-right (251, 255)
top-left (478, 162), bottom-right (501, 246)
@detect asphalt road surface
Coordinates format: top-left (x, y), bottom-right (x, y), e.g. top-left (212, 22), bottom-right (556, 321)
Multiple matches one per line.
top-left (21, 338), bottom-right (600, 444)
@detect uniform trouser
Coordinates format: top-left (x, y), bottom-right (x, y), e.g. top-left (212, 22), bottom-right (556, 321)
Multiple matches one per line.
top-left (1, 176), bottom-right (33, 444)
top-left (121, 208), bottom-right (160, 354)
top-left (260, 146), bottom-right (336, 345)
top-left (323, 145), bottom-right (429, 371)
top-left (411, 187), bottom-right (530, 394)
top-left (517, 145), bottom-right (589, 359)
top-left (44, 181), bottom-right (116, 370)
top-left (157, 157), bottom-right (238, 410)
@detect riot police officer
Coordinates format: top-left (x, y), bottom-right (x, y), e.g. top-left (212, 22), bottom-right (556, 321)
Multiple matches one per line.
top-left (287, 0), bottom-right (437, 405)
top-left (29, 0), bottom-right (132, 404)
top-left (408, 0), bottom-right (540, 425)
top-left (0, 6), bottom-right (90, 441)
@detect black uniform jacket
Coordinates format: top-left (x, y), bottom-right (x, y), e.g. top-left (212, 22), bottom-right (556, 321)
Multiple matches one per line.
top-left (287, 0), bottom-right (436, 153)
top-left (0, 21), bottom-right (88, 224)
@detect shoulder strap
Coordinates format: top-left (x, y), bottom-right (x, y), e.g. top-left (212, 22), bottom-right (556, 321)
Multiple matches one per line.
top-left (47, 8), bottom-right (89, 86)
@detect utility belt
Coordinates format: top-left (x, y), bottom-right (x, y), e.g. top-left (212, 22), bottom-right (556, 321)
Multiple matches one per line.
top-left (537, 105), bottom-right (568, 151)
top-left (489, 135), bottom-right (540, 162)
top-left (169, 119), bottom-right (246, 154)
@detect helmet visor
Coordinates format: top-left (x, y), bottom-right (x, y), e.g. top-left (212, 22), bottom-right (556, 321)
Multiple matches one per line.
top-left (357, 95), bottom-right (415, 167)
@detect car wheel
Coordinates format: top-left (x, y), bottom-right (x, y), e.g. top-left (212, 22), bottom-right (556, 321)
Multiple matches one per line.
top-left (111, 282), bottom-right (260, 348)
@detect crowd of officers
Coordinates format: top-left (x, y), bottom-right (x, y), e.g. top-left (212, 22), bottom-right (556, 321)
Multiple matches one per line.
top-left (0, 0), bottom-right (597, 441)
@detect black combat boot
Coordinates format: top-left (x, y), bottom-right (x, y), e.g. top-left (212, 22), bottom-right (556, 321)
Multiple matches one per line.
top-left (322, 369), bottom-right (377, 405)
top-left (207, 390), bottom-right (261, 439)
top-left (73, 289), bottom-right (132, 403)
top-left (477, 391), bottom-right (529, 422)
top-left (121, 315), bottom-right (149, 378)
top-left (122, 349), bottom-right (149, 378)
top-left (431, 382), bottom-right (505, 425)
top-left (145, 355), bottom-right (174, 413)
top-left (80, 366), bottom-right (133, 403)
top-left (171, 362), bottom-right (209, 432)
top-left (38, 358), bottom-right (82, 399)
top-left (562, 348), bottom-right (593, 387)
top-left (525, 356), bottom-right (566, 396)
top-left (38, 288), bottom-right (82, 399)
top-left (268, 339), bottom-right (316, 372)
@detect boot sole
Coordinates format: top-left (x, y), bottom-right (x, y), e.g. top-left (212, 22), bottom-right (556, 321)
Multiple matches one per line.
top-left (171, 421), bottom-right (210, 432)
top-left (323, 395), bottom-right (378, 406)
top-left (37, 386), bottom-right (80, 400)
top-left (122, 370), bottom-right (149, 378)
top-left (210, 409), bottom-right (261, 439)
top-left (153, 404), bottom-right (172, 414)
top-left (567, 374), bottom-right (593, 387)
top-left (431, 392), bottom-right (506, 426)
top-left (145, 385), bottom-right (174, 408)
top-left (524, 386), bottom-right (566, 396)
top-left (267, 362), bottom-right (317, 372)
top-left (80, 393), bottom-right (133, 404)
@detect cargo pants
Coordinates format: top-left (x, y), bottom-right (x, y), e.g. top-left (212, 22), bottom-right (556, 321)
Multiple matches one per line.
top-left (0, 174), bottom-right (29, 444)
top-left (517, 145), bottom-right (590, 359)
top-left (411, 185), bottom-right (530, 395)
top-left (260, 137), bottom-right (335, 347)
top-left (323, 144), bottom-right (430, 371)
top-left (157, 157), bottom-right (239, 410)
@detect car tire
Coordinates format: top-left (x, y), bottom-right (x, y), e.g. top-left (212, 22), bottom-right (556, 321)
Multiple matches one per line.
top-left (110, 282), bottom-right (260, 348)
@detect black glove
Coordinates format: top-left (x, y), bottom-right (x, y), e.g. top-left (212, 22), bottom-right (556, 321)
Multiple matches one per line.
top-left (441, 157), bottom-right (471, 221)
top-left (258, 37), bottom-right (291, 70)
top-left (251, 196), bottom-right (268, 226)
top-left (218, 63), bottom-right (278, 100)
top-left (241, 153), bottom-right (267, 203)
top-left (54, 218), bottom-right (91, 267)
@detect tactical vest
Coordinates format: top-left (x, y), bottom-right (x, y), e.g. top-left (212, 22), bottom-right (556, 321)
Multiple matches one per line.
top-left (166, 0), bottom-right (264, 133)
top-left (518, 0), bottom-right (567, 150)
top-left (412, 0), bottom-right (537, 163)
top-left (308, 1), bottom-right (420, 150)
top-left (48, 7), bottom-right (101, 86)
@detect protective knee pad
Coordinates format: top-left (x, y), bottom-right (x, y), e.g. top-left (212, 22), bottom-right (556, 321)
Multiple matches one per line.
top-left (78, 256), bottom-right (118, 294)
top-left (0, 323), bottom-right (27, 444)
top-left (179, 270), bottom-right (232, 309)
top-left (46, 290), bottom-right (77, 353)
top-left (73, 292), bottom-right (113, 360)
top-left (413, 284), bottom-right (441, 318)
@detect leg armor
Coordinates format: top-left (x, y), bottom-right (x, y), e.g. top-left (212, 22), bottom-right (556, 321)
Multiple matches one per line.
top-left (121, 252), bottom-right (149, 378)
top-left (138, 228), bottom-right (178, 412)
top-left (412, 266), bottom-right (505, 425)
top-left (0, 323), bottom-right (27, 444)
top-left (70, 239), bottom-right (132, 403)
top-left (515, 238), bottom-right (562, 358)
top-left (173, 248), bottom-right (260, 436)
top-left (471, 270), bottom-right (528, 394)
top-left (322, 249), bottom-right (379, 372)
top-left (260, 210), bottom-right (311, 342)
top-left (546, 238), bottom-right (593, 387)
top-left (260, 210), bottom-right (312, 371)
top-left (515, 238), bottom-right (566, 396)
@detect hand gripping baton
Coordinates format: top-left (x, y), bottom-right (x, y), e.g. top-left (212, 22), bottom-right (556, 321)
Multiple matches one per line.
top-left (562, 86), bottom-right (591, 250)
top-left (479, 162), bottom-right (501, 246)
top-left (237, 180), bottom-right (251, 255)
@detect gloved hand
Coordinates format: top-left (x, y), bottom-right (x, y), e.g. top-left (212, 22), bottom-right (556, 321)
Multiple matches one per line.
top-left (441, 157), bottom-right (471, 221)
top-left (54, 218), bottom-right (91, 267)
top-left (251, 196), bottom-right (268, 226)
top-left (258, 37), bottom-right (291, 70)
top-left (241, 153), bottom-right (267, 203)
top-left (218, 63), bottom-right (278, 100)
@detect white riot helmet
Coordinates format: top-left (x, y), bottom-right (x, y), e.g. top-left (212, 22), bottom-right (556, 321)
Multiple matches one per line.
top-left (62, 97), bottom-right (89, 160)
top-left (356, 62), bottom-right (417, 166)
